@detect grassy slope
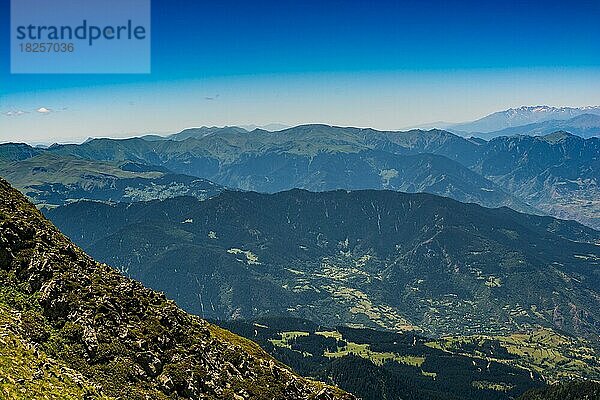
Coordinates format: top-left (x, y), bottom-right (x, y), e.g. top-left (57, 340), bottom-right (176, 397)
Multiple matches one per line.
top-left (0, 304), bottom-right (113, 400)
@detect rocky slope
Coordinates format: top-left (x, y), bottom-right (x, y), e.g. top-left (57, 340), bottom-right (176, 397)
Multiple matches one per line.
top-left (0, 178), bottom-right (351, 400)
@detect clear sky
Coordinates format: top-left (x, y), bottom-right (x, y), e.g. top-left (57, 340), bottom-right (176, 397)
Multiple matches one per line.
top-left (1, 0), bottom-right (600, 143)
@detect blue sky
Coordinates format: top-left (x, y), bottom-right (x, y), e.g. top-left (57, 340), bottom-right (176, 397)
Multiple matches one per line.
top-left (1, 0), bottom-right (600, 143)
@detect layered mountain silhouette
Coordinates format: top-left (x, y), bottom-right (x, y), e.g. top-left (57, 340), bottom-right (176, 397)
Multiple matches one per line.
top-left (2, 116), bottom-right (599, 399)
top-left (0, 151), bottom-right (224, 206)
top-left (3, 124), bottom-right (597, 228)
top-left (450, 106), bottom-right (600, 134)
top-left (470, 131), bottom-right (600, 229)
top-left (471, 114), bottom-right (600, 140)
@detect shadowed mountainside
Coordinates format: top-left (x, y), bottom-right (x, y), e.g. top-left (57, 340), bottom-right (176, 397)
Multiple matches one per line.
top-left (45, 189), bottom-right (600, 341)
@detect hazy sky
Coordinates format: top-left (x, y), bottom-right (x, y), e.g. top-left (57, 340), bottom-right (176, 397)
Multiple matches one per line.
top-left (1, 0), bottom-right (600, 143)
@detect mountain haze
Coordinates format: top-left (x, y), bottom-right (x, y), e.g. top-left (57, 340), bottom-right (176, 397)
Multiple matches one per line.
top-left (451, 106), bottom-right (600, 134)
top-left (42, 125), bottom-right (600, 228)
top-left (473, 114), bottom-right (600, 140)
top-left (3, 122), bottom-right (599, 229)
top-left (0, 128), bottom-right (529, 213)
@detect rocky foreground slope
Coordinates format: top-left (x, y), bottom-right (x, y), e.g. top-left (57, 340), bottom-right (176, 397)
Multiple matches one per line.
top-left (0, 178), bottom-right (351, 400)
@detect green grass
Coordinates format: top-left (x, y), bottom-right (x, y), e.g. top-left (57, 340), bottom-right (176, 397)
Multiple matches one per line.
top-left (0, 306), bottom-right (112, 400)
top-left (324, 341), bottom-right (425, 367)
top-left (275, 330), bottom-right (426, 368)
top-left (0, 153), bottom-right (161, 188)
top-left (427, 328), bottom-right (600, 382)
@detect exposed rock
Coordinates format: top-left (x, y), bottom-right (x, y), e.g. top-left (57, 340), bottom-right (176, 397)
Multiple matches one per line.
top-left (82, 326), bottom-right (99, 356)
top-left (136, 351), bottom-right (163, 377)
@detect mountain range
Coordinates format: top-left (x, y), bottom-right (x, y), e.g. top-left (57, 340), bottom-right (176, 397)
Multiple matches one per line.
top-left (0, 150), bottom-right (224, 206)
top-left (470, 131), bottom-right (600, 229)
top-left (469, 114), bottom-right (600, 140)
top-left (2, 175), bottom-right (593, 399)
top-left (2, 123), bottom-right (598, 229)
top-left (449, 106), bottom-right (600, 135)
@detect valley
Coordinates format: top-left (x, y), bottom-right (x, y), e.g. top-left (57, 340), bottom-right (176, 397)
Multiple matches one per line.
top-left (218, 317), bottom-right (546, 400)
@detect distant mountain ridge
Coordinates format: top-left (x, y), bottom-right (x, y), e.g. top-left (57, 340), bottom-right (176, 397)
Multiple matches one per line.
top-left (450, 105), bottom-right (600, 134)
top-left (167, 126), bottom-right (250, 141)
top-left (239, 123), bottom-right (290, 132)
top-left (471, 131), bottom-right (600, 229)
top-left (133, 124), bottom-right (291, 142)
top-left (473, 114), bottom-right (600, 139)
top-left (3, 124), bottom-right (599, 228)
top-left (0, 128), bottom-right (531, 215)
top-left (0, 152), bottom-right (225, 206)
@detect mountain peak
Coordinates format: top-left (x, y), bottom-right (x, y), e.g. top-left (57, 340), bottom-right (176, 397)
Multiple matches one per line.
top-left (452, 105), bottom-right (600, 134)
top-left (503, 105), bottom-right (600, 114)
